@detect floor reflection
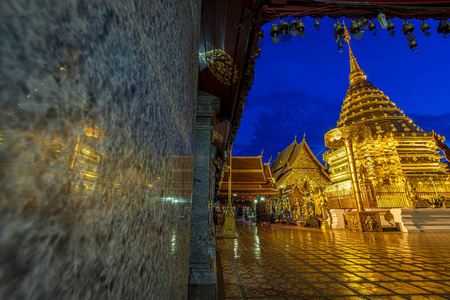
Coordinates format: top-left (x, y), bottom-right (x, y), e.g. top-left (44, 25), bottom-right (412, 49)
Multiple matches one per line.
top-left (218, 221), bottom-right (450, 299)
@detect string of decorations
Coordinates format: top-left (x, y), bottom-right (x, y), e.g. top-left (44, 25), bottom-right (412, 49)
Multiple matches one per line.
top-left (263, 12), bottom-right (449, 54)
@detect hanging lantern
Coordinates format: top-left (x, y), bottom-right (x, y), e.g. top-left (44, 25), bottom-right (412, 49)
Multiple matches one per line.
top-left (377, 11), bottom-right (388, 29)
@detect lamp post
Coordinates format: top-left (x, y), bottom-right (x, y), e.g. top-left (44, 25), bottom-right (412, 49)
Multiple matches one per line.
top-left (224, 149), bottom-right (236, 238)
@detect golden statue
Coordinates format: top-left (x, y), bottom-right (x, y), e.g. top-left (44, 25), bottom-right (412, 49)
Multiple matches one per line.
top-left (293, 198), bottom-right (301, 220)
top-left (318, 189), bottom-right (330, 221)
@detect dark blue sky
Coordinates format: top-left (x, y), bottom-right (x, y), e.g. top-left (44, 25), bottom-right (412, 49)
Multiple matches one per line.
top-left (233, 17), bottom-right (450, 165)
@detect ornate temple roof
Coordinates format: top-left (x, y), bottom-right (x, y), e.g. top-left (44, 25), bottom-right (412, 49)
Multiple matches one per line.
top-left (271, 139), bottom-right (298, 178)
top-left (220, 156), bottom-right (278, 196)
top-left (272, 136), bottom-right (330, 186)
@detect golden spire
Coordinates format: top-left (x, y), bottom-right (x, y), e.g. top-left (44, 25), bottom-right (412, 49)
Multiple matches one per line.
top-left (343, 22), bottom-right (367, 85)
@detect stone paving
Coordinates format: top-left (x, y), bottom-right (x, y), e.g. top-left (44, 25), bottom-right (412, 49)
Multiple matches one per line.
top-left (217, 221), bottom-right (450, 300)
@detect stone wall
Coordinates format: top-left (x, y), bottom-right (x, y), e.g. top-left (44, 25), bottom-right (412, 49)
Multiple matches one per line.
top-left (0, 0), bottom-right (200, 299)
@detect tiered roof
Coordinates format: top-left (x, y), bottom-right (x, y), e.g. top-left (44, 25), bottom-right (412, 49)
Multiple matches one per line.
top-left (272, 137), bottom-right (330, 187)
top-left (219, 156), bottom-right (278, 195)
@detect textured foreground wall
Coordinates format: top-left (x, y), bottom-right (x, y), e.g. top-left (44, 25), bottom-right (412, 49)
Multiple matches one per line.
top-left (0, 0), bottom-right (200, 299)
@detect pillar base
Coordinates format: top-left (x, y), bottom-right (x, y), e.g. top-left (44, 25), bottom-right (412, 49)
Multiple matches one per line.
top-left (223, 215), bottom-right (236, 238)
top-left (188, 284), bottom-right (216, 300)
top-left (189, 263), bottom-right (216, 285)
top-left (346, 211), bottom-right (382, 232)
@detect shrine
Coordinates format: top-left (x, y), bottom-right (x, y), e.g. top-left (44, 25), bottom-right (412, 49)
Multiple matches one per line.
top-left (271, 136), bottom-right (330, 227)
top-left (217, 155), bottom-right (278, 229)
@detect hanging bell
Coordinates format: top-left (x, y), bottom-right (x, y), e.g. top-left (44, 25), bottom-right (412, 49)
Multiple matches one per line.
top-left (337, 38), bottom-right (343, 50)
top-left (253, 45), bottom-right (261, 59)
top-left (350, 20), bottom-right (362, 35)
top-left (409, 40), bottom-right (417, 49)
top-left (402, 20), bottom-right (415, 35)
top-left (270, 23), bottom-right (279, 37)
top-left (421, 21), bottom-right (430, 32)
top-left (244, 69), bottom-right (254, 77)
top-left (437, 21), bottom-right (448, 33)
top-left (290, 19), bottom-right (299, 31)
top-left (334, 22), bottom-right (344, 38)
top-left (360, 18), bottom-right (369, 25)
top-left (387, 20), bottom-right (395, 31)
top-left (314, 18), bottom-right (320, 30)
top-left (354, 32), bottom-right (363, 40)
top-left (444, 21), bottom-right (450, 34)
top-left (256, 30), bottom-right (264, 41)
top-left (279, 20), bottom-right (289, 34)
top-left (297, 20), bottom-right (305, 32)
top-left (368, 20), bottom-right (376, 31)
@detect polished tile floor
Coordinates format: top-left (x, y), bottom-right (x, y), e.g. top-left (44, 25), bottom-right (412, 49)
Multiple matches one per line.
top-left (217, 221), bottom-right (450, 300)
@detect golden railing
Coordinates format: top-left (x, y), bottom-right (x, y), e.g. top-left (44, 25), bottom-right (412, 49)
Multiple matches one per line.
top-left (326, 189), bottom-right (357, 209)
top-left (326, 182), bottom-right (449, 209)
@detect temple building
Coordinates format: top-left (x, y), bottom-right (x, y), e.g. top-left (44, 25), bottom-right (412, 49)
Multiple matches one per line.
top-left (323, 35), bottom-right (450, 210)
top-left (271, 137), bottom-right (330, 220)
top-left (218, 155), bottom-right (278, 221)
top-left (220, 156), bottom-right (278, 197)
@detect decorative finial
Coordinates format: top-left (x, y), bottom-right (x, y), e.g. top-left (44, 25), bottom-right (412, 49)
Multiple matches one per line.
top-left (343, 20), bottom-right (353, 59)
top-left (342, 20), bottom-right (367, 84)
top-left (268, 155), bottom-right (272, 164)
top-left (343, 20), bottom-right (351, 44)
top-left (303, 132), bottom-right (306, 141)
top-left (294, 135), bottom-right (297, 142)
top-left (260, 148), bottom-right (264, 157)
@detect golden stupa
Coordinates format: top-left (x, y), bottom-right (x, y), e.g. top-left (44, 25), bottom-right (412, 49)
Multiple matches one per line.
top-left (323, 28), bottom-right (450, 209)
